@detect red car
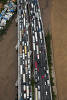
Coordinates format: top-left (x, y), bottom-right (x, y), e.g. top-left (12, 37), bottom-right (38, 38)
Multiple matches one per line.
top-left (41, 75), bottom-right (44, 79)
top-left (35, 61), bottom-right (37, 68)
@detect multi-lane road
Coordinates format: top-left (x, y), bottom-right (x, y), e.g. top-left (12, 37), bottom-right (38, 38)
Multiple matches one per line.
top-left (17, 0), bottom-right (52, 100)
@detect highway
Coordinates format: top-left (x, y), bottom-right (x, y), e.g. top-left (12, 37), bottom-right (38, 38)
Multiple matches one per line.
top-left (17, 0), bottom-right (52, 100)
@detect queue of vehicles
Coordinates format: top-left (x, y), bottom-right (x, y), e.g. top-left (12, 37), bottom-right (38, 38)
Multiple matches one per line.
top-left (17, 0), bottom-right (52, 100)
top-left (17, 0), bottom-right (32, 100)
top-left (28, 0), bottom-right (52, 100)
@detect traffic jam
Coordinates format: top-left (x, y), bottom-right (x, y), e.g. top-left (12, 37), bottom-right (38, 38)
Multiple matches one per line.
top-left (17, 0), bottom-right (52, 100)
top-left (18, 0), bottom-right (32, 100)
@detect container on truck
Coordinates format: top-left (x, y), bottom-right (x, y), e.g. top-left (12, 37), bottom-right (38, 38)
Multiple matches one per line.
top-left (20, 65), bottom-right (23, 74)
top-left (24, 45), bottom-right (27, 55)
top-left (19, 44), bottom-right (22, 55)
top-left (35, 88), bottom-right (38, 100)
top-left (33, 42), bottom-right (35, 51)
top-left (23, 74), bottom-right (26, 83)
top-left (24, 93), bottom-right (26, 99)
top-left (26, 86), bottom-right (29, 99)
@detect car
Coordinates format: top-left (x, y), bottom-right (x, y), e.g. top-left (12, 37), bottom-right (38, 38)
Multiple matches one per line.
top-left (47, 70), bottom-right (49, 74)
top-left (41, 75), bottom-right (44, 79)
top-left (45, 82), bottom-right (46, 85)
top-left (46, 91), bottom-right (48, 95)
top-left (38, 85), bottom-right (40, 90)
top-left (38, 76), bottom-right (39, 81)
top-left (37, 54), bottom-right (39, 59)
top-left (44, 67), bottom-right (45, 70)
top-left (35, 61), bottom-right (37, 68)
top-left (37, 67), bottom-right (39, 72)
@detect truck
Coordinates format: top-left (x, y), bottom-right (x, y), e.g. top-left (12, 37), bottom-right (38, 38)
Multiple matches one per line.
top-left (33, 42), bottom-right (35, 51)
top-left (35, 32), bottom-right (38, 42)
top-left (28, 51), bottom-right (30, 59)
top-left (36, 45), bottom-right (39, 55)
top-left (23, 52), bottom-right (25, 60)
top-left (20, 31), bottom-right (22, 42)
top-left (26, 85), bottom-right (29, 99)
top-left (23, 85), bottom-right (26, 92)
top-left (33, 35), bottom-right (35, 43)
top-left (38, 86), bottom-right (40, 100)
top-left (19, 44), bottom-right (22, 55)
top-left (25, 67), bottom-right (28, 74)
top-left (39, 31), bottom-right (42, 40)
top-left (23, 74), bottom-right (26, 83)
top-left (38, 91), bottom-right (40, 100)
top-left (24, 93), bottom-right (26, 99)
top-left (35, 88), bottom-right (38, 100)
top-left (24, 17), bottom-right (25, 27)
top-left (20, 65), bottom-right (23, 74)
top-left (25, 60), bottom-right (27, 67)
top-left (24, 45), bottom-right (27, 55)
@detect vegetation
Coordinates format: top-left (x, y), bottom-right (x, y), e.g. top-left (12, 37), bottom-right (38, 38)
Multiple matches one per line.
top-left (45, 32), bottom-right (56, 100)
top-left (0, 0), bottom-right (8, 4)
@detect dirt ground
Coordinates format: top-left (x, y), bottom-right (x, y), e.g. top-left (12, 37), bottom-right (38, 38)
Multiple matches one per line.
top-left (39, 0), bottom-right (67, 100)
top-left (0, 17), bottom-right (17, 100)
top-left (51, 0), bottom-right (67, 100)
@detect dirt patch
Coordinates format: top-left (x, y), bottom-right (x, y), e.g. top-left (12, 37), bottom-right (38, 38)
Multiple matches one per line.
top-left (39, 0), bottom-right (51, 32)
top-left (51, 0), bottom-right (67, 100)
top-left (0, 3), bottom-right (3, 12)
top-left (0, 3), bottom-right (3, 8)
top-left (0, 16), bottom-right (17, 100)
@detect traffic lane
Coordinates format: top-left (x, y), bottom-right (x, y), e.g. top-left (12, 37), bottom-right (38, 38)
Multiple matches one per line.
top-left (39, 75), bottom-right (51, 100)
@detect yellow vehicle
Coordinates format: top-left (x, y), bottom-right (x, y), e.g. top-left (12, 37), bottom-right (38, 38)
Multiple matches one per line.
top-left (24, 45), bottom-right (27, 55)
top-left (35, 88), bottom-right (38, 100)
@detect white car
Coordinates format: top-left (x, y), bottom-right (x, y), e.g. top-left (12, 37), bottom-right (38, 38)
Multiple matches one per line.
top-left (46, 91), bottom-right (48, 95)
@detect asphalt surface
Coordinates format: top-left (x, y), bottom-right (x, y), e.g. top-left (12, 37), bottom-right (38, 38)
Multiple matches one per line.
top-left (17, 0), bottom-right (52, 100)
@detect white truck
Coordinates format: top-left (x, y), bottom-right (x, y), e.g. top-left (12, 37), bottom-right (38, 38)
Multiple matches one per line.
top-left (38, 86), bottom-right (40, 100)
top-left (23, 85), bottom-right (26, 92)
top-left (35, 32), bottom-right (38, 42)
top-left (23, 74), bottom-right (26, 83)
top-left (33, 42), bottom-right (35, 51)
top-left (39, 31), bottom-right (42, 40)
top-left (24, 93), bottom-right (26, 99)
top-left (36, 45), bottom-right (39, 55)
top-left (20, 65), bottom-right (23, 74)
top-left (23, 52), bottom-right (25, 60)
top-left (26, 85), bottom-right (29, 99)
top-left (20, 31), bottom-right (22, 42)
top-left (33, 35), bottom-right (35, 43)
